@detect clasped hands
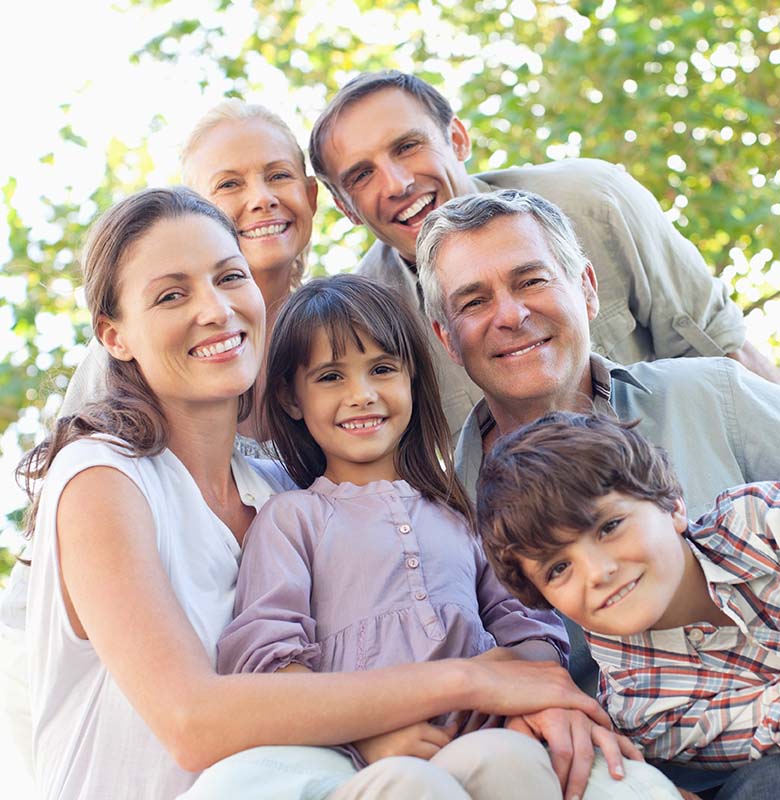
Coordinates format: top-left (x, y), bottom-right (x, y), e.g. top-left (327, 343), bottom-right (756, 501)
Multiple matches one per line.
top-left (354, 648), bottom-right (643, 800)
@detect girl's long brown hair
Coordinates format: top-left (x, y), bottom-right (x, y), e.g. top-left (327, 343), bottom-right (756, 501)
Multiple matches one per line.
top-left (263, 274), bottom-right (475, 529)
top-left (16, 186), bottom-right (253, 537)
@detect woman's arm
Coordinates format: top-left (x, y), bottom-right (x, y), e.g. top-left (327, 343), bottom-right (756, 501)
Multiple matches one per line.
top-left (56, 467), bottom-right (609, 772)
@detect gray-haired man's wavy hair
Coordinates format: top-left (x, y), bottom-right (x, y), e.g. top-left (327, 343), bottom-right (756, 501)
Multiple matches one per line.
top-left (416, 189), bottom-right (589, 326)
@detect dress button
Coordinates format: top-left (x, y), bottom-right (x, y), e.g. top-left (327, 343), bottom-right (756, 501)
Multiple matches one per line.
top-left (414, 591), bottom-right (427, 601)
top-left (406, 557), bottom-right (420, 569)
top-left (399, 524), bottom-right (411, 534)
top-left (243, 493), bottom-right (255, 503)
top-left (688, 628), bottom-right (705, 646)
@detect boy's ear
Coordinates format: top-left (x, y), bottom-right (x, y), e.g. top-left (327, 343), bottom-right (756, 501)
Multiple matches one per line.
top-left (671, 497), bottom-right (688, 535)
top-left (278, 384), bottom-right (303, 421)
top-left (96, 315), bottom-right (134, 362)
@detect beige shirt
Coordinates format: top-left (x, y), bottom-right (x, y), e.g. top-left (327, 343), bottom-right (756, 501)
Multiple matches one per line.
top-left (357, 158), bottom-right (746, 439)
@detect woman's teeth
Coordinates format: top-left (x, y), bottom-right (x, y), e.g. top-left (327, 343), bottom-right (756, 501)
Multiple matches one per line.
top-left (191, 334), bottom-right (242, 358)
top-left (242, 222), bottom-right (289, 238)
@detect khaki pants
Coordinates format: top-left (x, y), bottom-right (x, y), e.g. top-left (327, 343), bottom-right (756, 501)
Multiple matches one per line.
top-left (180, 729), bottom-right (682, 799)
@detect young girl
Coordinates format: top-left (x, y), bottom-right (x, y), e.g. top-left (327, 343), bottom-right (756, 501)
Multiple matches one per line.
top-left (215, 275), bottom-right (655, 799)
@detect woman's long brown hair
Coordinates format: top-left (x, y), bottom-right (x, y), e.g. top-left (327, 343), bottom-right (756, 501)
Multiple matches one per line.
top-left (16, 186), bottom-right (253, 537)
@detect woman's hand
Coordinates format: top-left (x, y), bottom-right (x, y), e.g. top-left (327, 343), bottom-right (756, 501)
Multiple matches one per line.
top-left (354, 721), bottom-right (459, 764)
top-left (467, 658), bottom-right (612, 729)
top-left (506, 709), bottom-right (643, 800)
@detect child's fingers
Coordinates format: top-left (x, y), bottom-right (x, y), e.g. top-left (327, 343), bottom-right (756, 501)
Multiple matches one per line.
top-left (409, 739), bottom-right (446, 761)
top-left (418, 721), bottom-right (457, 748)
top-left (563, 716), bottom-right (596, 800)
top-left (589, 724), bottom-right (628, 783)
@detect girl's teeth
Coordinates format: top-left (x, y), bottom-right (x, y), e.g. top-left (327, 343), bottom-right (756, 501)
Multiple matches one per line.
top-left (191, 334), bottom-right (242, 358)
top-left (243, 223), bottom-right (288, 238)
top-left (340, 418), bottom-right (382, 430)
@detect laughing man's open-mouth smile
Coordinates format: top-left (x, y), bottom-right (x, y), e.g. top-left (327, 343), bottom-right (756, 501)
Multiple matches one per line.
top-left (395, 193), bottom-right (435, 226)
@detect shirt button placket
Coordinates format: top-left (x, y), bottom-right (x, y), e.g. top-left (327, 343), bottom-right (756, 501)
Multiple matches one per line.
top-left (403, 526), bottom-right (444, 640)
top-left (389, 495), bottom-right (444, 640)
top-left (688, 628), bottom-right (705, 646)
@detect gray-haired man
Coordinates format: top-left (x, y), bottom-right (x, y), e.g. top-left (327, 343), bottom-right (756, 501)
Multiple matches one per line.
top-left (416, 188), bottom-right (780, 800)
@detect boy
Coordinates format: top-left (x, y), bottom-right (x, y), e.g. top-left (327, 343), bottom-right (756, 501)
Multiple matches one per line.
top-left (477, 412), bottom-right (780, 785)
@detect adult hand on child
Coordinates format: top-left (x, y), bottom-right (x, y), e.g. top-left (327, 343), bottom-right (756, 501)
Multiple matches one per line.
top-left (354, 721), bottom-right (459, 764)
top-left (506, 708), bottom-right (643, 800)
top-left (469, 658), bottom-right (612, 728)
top-left (448, 646), bottom-right (520, 733)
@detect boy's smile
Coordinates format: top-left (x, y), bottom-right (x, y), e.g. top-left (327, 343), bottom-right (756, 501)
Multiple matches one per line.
top-left (520, 492), bottom-right (726, 636)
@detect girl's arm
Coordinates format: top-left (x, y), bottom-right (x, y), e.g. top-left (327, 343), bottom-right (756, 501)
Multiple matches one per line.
top-left (474, 540), bottom-right (569, 664)
top-left (218, 493), bottom-right (322, 675)
top-left (56, 467), bottom-right (609, 772)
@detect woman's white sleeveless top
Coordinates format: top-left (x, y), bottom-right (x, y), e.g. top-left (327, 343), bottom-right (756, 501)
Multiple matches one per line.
top-left (27, 437), bottom-right (276, 800)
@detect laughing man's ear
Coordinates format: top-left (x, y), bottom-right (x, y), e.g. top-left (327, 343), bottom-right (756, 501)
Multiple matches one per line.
top-left (449, 117), bottom-right (472, 162)
top-left (96, 315), bottom-right (134, 362)
top-left (432, 320), bottom-right (464, 367)
top-left (581, 262), bottom-right (600, 321)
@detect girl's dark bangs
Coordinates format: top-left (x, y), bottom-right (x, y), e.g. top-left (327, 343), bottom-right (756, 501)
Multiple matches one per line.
top-left (316, 292), bottom-right (413, 367)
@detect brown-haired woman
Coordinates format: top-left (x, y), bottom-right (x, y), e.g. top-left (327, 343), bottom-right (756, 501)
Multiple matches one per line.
top-left (61, 98), bottom-right (318, 452)
top-left (18, 187), bottom-right (609, 800)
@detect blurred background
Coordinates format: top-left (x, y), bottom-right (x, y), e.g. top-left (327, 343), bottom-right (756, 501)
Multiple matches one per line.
top-left (1, 0), bottom-right (779, 791)
top-left (2, 0), bottom-right (779, 572)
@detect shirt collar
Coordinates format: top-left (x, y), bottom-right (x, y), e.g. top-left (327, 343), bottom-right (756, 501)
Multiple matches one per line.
top-left (589, 352), bottom-right (650, 400)
top-left (475, 352), bottom-right (652, 431)
top-left (470, 176), bottom-right (492, 195)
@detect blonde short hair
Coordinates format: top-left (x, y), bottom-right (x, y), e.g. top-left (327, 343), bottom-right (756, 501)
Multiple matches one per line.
top-left (180, 99), bottom-right (311, 287)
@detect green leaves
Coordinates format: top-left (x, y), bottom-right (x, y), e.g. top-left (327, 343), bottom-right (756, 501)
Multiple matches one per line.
top-left (2, 0), bottom-right (779, 576)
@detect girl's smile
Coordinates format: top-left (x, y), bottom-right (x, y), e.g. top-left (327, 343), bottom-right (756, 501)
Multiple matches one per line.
top-left (337, 415), bottom-right (388, 433)
top-left (284, 328), bottom-right (412, 485)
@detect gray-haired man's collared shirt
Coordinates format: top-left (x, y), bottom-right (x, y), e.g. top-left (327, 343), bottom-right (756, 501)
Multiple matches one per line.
top-left (456, 353), bottom-right (780, 519)
top-left (457, 352), bottom-right (780, 694)
top-left (357, 158), bottom-right (746, 441)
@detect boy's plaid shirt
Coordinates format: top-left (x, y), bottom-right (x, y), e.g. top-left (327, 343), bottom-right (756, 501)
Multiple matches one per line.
top-left (587, 482), bottom-right (780, 769)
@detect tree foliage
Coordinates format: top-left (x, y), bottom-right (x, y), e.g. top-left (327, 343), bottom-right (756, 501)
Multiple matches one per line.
top-left (2, 0), bottom-right (779, 573)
